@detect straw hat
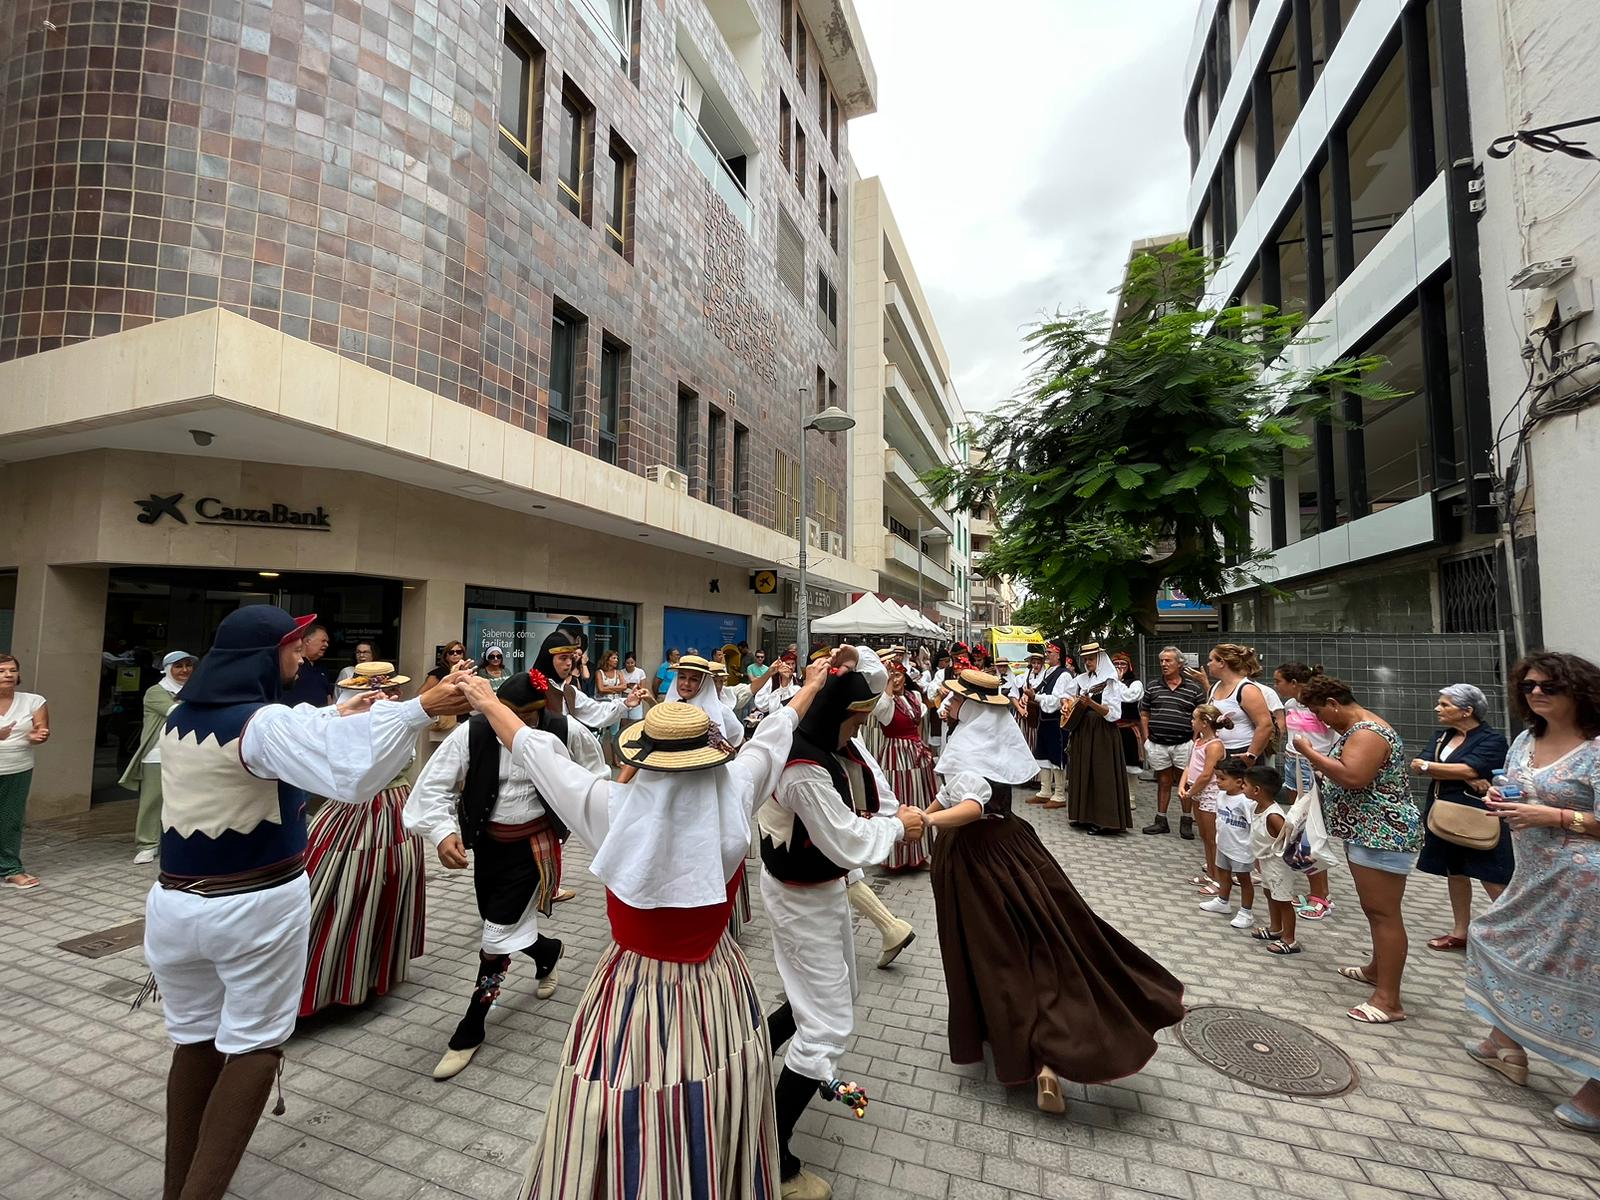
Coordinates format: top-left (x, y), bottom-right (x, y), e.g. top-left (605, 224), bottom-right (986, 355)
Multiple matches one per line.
top-left (875, 645), bottom-right (907, 661)
top-left (617, 702), bottom-right (733, 772)
top-left (809, 647), bottom-right (832, 663)
top-left (1079, 641), bottom-right (1103, 656)
top-left (675, 654), bottom-right (714, 676)
top-left (944, 668), bottom-right (1013, 707)
top-left (337, 661), bottom-right (412, 689)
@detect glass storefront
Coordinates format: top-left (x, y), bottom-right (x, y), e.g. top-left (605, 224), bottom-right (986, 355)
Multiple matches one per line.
top-left (463, 586), bottom-right (637, 678)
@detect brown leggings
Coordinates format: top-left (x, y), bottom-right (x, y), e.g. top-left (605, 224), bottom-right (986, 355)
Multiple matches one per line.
top-left (164, 1041), bottom-right (282, 1200)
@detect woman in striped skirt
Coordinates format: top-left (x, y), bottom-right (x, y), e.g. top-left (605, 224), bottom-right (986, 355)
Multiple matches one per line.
top-left (299, 665), bottom-right (425, 1017)
top-left (454, 659), bottom-right (828, 1200)
top-left (876, 664), bottom-right (935, 872)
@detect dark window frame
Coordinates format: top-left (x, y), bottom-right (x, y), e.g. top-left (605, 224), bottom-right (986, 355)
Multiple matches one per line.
top-left (598, 337), bottom-right (625, 465)
top-left (497, 13), bottom-right (544, 175)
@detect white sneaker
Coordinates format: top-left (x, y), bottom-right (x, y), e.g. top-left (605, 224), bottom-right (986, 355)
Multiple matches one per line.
top-left (1230, 909), bottom-right (1255, 929)
top-left (1198, 897), bottom-right (1232, 915)
top-left (133, 848), bottom-right (158, 865)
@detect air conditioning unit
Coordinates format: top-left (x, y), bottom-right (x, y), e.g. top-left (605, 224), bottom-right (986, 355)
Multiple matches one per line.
top-left (806, 518), bottom-right (822, 548)
top-left (646, 465), bottom-right (689, 493)
top-left (822, 531), bottom-right (844, 555)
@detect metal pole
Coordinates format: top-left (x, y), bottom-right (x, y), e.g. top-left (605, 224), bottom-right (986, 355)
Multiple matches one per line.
top-left (797, 387), bottom-right (809, 654)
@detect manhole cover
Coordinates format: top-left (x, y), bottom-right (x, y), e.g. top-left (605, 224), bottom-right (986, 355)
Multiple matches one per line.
top-left (58, 919), bottom-right (145, 959)
top-left (1176, 1005), bottom-right (1357, 1097)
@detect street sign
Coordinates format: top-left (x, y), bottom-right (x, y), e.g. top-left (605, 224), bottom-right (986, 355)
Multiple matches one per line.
top-left (751, 570), bottom-right (778, 594)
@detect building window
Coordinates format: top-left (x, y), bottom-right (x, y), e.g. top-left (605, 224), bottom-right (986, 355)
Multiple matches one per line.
top-left (828, 93), bottom-right (839, 157)
top-left (548, 310), bottom-right (582, 447)
top-left (775, 449), bottom-right (800, 537)
top-left (795, 15), bottom-right (807, 92)
top-left (781, 0), bottom-right (794, 62)
top-left (779, 92), bottom-right (791, 172)
top-left (816, 268), bottom-right (837, 334)
top-left (827, 376), bottom-right (838, 412)
top-left (828, 186), bottom-right (838, 251)
top-left (795, 126), bottom-right (806, 194)
top-left (557, 81), bottom-right (592, 220)
top-left (572, 0), bottom-right (630, 71)
top-left (814, 476), bottom-right (840, 544)
top-left (732, 423), bottom-right (750, 517)
top-left (707, 407), bottom-right (726, 508)
top-left (817, 72), bottom-right (828, 125)
top-left (817, 167), bottom-right (827, 232)
top-left (815, 365), bottom-right (827, 412)
top-left (677, 386), bottom-right (698, 494)
top-left (598, 338), bottom-right (624, 465)
top-left (605, 132), bottom-right (634, 258)
top-left (498, 13), bottom-right (543, 174)
top-left (1344, 47), bottom-right (1411, 274)
top-left (777, 207), bottom-right (806, 305)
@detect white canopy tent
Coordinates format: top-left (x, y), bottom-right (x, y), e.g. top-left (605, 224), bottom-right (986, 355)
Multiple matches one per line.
top-left (809, 592), bottom-right (910, 637)
top-left (886, 598), bottom-right (944, 639)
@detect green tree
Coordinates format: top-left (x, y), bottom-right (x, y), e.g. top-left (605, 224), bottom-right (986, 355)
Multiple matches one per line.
top-left (925, 242), bottom-right (1393, 640)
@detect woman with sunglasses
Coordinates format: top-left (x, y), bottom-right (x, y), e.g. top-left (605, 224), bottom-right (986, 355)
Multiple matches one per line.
top-left (423, 641), bottom-right (472, 737)
top-left (478, 645), bottom-right (513, 692)
top-left (1464, 652), bottom-right (1600, 1132)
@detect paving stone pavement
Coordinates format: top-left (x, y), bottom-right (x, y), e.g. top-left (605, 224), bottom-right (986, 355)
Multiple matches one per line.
top-left (4, 785), bottom-right (1599, 1200)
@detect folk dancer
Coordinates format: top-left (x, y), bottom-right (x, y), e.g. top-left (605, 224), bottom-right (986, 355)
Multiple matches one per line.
top-left (454, 663), bottom-right (831, 1199)
top-left (874, 659), bottom-right (936, 873)
top-left (404, 668), bottom-right (610, 1080)
top-left (925, 670), bottom-right (1186, 1112)
top-left (1065, 642), bottom-right (1133, 833)
top-left (1020, 641), bottom-right (1077, 809)
top-left (760, 647), bottom-right (927, 1200)
top-left (143, 607), bottom-right (467, 1200)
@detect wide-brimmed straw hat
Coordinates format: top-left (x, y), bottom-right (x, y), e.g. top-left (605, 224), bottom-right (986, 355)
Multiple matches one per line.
top-left (337, 661), bottom-right (412, 689)
top-left (944, 668), bottom-right (1013, 707)
top-left (617, 702), bottom-right (733, 772)
top-left (809, 647), bottom-right (832, 663)
top-left (675, 654), bottom-right (714, 676)
top-left (1079, 641), bottom-right (1103, 655)
top-left (875, 645), bottom-right (907, 661)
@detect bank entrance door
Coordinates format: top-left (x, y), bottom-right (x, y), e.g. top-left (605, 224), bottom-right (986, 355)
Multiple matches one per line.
top-left (95, 568), bottom-right (401, 801)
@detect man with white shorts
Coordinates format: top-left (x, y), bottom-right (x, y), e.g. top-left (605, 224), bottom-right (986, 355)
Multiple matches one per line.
top-left (1140, 647), bottom-right (1207, 838)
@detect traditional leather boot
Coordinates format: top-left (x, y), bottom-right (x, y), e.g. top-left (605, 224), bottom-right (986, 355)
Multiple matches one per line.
top-left (164, 1041), bottom-right (225, 1200)
top-left (175, 1047), bottom-right (281, 1200)
top-left (434, 952), bottom-right (511, 1080)
top-left (846, 879), bottom-right (914, 968)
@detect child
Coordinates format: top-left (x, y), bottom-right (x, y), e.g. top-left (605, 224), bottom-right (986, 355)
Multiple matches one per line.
top-left (1200, 757), bottom-right (1256, 929)
top-left (1275, 662), bottom-right (1337, 921)
top-left (1178, 705), bottom-right (1231, 893)
top-left (1242, 764), bottom-right (1300, 953)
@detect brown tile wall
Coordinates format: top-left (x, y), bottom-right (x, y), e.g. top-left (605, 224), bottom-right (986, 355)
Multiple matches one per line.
top-left (0, 0), bottom-right (850, 539)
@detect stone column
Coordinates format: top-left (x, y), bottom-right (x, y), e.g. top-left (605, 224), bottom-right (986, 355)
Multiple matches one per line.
top-left (400, 577), bottom-right (466, 768)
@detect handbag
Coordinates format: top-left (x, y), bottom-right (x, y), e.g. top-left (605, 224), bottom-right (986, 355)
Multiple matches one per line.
top-left (1427, 796), bottom-right (1502, 851)
top-left (1275, 776), bottom-right (1337, 875)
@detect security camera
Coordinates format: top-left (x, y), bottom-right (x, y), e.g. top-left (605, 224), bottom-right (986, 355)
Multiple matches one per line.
top-left (189, 429), bottom-right (215, 447)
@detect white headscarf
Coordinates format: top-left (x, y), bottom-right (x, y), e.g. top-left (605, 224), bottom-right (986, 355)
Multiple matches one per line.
top-left (677, 669), bottom-right (744, 747)
top-left (1075, 649), bottom-right (1117, 692)
top-left (159, 651), bottom-right (194, 696)
top-left (935, 698), bottom-right (1037, 785)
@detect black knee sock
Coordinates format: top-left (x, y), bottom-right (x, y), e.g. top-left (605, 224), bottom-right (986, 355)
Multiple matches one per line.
top-left (520, 935), bottom-right (562, 978)
top-left (767, 1001), bottom-right (796, 1054)
top-left (448, 953), bottom-right (511, 1052)
top-left (774, 1065), bottom-right (820, 1182)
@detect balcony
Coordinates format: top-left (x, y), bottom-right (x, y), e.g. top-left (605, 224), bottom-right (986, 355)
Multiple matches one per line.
top-left (884, 528), bottom-right (955, 595)
top-left (883, 364), bottom-right (948, 472)
top-left (673, 97), bottom-right (752, 231)
top-left (884, 446), bottom-right (954, 536)
top-left (798, 0), bottom-right (878, 118)
top-left (884, 282), bottom-right (955, 429)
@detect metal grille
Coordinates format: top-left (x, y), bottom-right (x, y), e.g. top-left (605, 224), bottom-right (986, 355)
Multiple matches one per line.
top-left (777, 209), bottom-right (805, 306)
top-left (1441, 550), bottom-right (1498, 634)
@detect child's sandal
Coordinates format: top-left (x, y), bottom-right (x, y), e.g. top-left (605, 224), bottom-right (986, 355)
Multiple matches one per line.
top-left (1267, 940), bottom-right (1303, 955)
top-left (1249, 927), bottom-right (1282, 941)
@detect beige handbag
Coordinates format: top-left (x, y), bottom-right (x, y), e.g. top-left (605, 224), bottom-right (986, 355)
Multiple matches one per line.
top-left (1427, 797), bottom-right (1502, 851)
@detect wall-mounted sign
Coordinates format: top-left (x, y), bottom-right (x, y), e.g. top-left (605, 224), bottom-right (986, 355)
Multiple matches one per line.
top-left (135, 493), bottom-right (332, 531)
top-left (750, 570), bottom-right (778, 594)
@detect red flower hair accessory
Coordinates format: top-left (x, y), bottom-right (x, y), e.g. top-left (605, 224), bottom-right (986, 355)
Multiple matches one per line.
top-left (527, 668), bottom-right (551, 692)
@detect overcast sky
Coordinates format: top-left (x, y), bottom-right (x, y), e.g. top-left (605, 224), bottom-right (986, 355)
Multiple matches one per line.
top-left (849, 0), bottom-right (1199, 416)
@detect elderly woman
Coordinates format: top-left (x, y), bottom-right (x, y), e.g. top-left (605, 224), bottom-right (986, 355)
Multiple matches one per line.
top-left (1465, 652), bottom-right (1600, 1132)
top-left (121, 650), bottom-right (197, 865)
top-left (1408, 684), bottom-right (1511, 952)
top-left (1293, 675), bottom-right (1418, 1024)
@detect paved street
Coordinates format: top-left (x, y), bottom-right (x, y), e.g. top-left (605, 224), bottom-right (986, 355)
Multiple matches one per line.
top-left (3, 785), bottom-right (1598, 1200)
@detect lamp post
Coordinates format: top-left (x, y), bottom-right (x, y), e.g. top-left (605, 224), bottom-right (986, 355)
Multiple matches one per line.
top-left (796, 392), bottom-right (856, 654)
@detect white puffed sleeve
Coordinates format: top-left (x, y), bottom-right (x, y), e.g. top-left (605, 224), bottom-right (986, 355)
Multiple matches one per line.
top-left (935, 772), bottom-right (993, 811)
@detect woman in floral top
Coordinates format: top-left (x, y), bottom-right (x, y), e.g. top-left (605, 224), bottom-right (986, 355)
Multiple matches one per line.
top-left (1293, 676), bottom-right (1418, 1025)
top-left (1465, 652), bottom-right (1600, 1133)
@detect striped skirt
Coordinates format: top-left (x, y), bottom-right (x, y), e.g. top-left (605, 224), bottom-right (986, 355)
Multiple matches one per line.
top-left (882, 734), bottom-right (936, 871)
top-left (299, 786), bottom-right (426, 1017)
top-left (521, 934), bottom-right (779, 1200)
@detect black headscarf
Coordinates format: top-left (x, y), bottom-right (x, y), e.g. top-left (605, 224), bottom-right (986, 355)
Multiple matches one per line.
top-left (790, 668), bottom-right (880, 813)
top-left (460, 668), bottom-right (569, 848)
top-left (178, 606), bottom-right (311, 708)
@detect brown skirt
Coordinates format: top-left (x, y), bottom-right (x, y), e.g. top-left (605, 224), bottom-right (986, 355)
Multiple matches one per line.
top-left (1067, 713), bottom-right (1132, 829)
top-left (930, 803), bottom-right (1185, 1086)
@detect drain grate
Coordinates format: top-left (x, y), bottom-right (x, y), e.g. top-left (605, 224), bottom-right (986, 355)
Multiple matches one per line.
top-left (58, 919), bottom-right (145, 959)
top-left (1176, 1005), bottom-right (1358, 1097)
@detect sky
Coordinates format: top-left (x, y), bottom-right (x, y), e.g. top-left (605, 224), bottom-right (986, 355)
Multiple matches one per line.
top-left (848, 0), bottom-right (1200, 416)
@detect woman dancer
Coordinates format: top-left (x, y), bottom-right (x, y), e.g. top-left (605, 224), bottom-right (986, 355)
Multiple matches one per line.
top-left (300, 662), bottom-right (426, 1016)
top-left (454, 658), bottom-right (830, 1199)
top-left (925, 669), bottom-right (1186, 1113)
top-left (875, 661), bottom-right (936, 872)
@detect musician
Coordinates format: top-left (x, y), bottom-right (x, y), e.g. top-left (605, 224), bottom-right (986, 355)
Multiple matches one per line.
top-left (1064, 643), bottom-right (1133, 832)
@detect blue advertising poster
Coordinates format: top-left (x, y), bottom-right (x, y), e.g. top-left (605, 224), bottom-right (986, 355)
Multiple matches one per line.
top-left (663, 607), bottom-right (749, 658)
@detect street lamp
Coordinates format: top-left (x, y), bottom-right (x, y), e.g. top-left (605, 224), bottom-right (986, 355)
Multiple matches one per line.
top-left (796, 389), bottom-right (856, 654)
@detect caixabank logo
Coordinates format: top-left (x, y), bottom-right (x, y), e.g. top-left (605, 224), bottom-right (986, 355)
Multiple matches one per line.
top-left (135, 493), bottom-right (333, 531)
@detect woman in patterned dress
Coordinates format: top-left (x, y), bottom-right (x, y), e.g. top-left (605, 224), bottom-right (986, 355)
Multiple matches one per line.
top-left (876, 662), bottom-right (936, 872)
top-left (299, 663), bottom-right (425, 1016)
top-left (1465, 652), bottom-right (1600, 1132)
top-left (1292, 675), bottom-right (1419, 1025)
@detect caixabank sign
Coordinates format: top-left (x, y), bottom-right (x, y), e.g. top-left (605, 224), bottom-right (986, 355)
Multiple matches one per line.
top-left (134, 492), bottom-right (332, 531)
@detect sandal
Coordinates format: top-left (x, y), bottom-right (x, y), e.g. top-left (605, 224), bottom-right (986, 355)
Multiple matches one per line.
top-left (1267, 940), bottom-right (1303, 955)
top-left (1, 874), bottom-right (40, 889)
top-left (1035, 1071), bottom-right (1066, 1115)
top-left (1463, 1039), bottom-right (1529, 1086)
top-left (1427, 934), bottom-right (1468, 952)
top-left (1337, 965), bottom-right (1376, 985)
top-left (1348, 1002), bottom-right (1405, 1024)
top-left (1249, 927), bottom-right (1282, 941)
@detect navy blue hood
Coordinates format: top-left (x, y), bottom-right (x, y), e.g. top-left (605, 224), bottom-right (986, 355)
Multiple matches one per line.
top-left (180, 606), bottom-right (315, 708)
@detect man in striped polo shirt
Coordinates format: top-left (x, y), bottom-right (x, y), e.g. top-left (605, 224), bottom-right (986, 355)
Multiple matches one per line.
top-left (1140, 647), bottom-right (1208, 838)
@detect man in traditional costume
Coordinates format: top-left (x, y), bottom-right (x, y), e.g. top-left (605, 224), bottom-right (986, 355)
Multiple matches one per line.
top-left (404, 668), bottom-right (609, 1080)
top-left (758, 646), bottom-right (927, 1200)
top-left (1065, 642), bottom-right (1133, 833)
top-left (1020, 641), bottom-right (1077, 809)
top-left (143, 607), bottom-right (468, 1200)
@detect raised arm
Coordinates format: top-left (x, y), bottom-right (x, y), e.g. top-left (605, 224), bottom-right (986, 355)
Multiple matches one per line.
top-left (243, 691), bottom-right (452, 801)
